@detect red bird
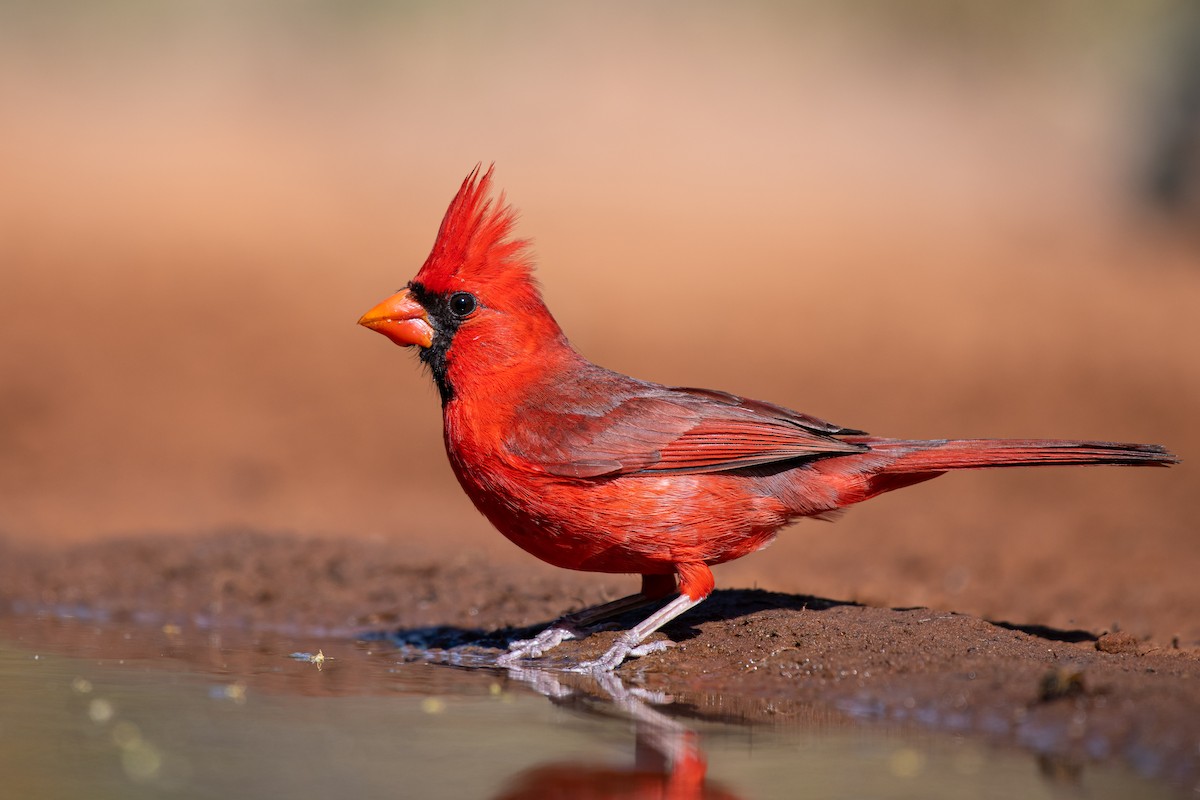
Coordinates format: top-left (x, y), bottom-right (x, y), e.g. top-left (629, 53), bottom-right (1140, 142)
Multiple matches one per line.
top-left (358, 167), bottom-right (1176, 672)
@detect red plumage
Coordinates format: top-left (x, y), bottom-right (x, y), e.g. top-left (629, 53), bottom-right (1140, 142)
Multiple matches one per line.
top-left (358, 166), bottom-right (1176, 671)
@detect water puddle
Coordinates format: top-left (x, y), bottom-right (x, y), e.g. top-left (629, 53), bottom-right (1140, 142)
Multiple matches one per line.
top-left (0, 614), bottom-right (1177, 799)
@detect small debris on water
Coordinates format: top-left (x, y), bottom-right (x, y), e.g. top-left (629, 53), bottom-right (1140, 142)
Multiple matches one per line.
top-left (289, 650), bottom-right (330, 670)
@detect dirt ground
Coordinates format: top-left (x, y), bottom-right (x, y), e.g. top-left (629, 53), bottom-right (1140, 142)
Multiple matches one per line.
top-left (2, 529), bottom-right (1198, 792)
top-left (1, 4), bottom-right (1198, 794)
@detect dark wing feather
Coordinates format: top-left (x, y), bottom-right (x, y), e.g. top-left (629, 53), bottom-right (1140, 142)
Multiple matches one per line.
top-left (670, 386), bottom-right (867, 436)
top-left (505, 378), bottom-right (867, 478)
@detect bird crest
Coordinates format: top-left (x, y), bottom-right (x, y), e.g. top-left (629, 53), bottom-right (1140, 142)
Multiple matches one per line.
top-left (412, 165), bottom-right (535, 297)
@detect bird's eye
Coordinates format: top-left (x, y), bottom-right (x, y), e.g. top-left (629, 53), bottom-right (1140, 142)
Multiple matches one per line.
top-left (449, 292), bottom-right (478, 318)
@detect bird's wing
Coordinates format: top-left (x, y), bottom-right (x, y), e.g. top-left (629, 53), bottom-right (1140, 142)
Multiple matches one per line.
top-left (505, 383), bottom-right (868, 479)
top-left (670, 386), bottom-right (867, 436)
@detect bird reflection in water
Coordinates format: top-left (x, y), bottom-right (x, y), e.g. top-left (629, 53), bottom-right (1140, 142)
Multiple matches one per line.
top-left (492, 667), bottom-right (742, 800)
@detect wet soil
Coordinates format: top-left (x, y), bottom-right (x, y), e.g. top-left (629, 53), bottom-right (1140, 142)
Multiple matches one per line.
top-left (3, 530), bottom-right (1197, 791)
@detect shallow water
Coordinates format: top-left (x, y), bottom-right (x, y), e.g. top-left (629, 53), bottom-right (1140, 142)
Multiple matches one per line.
top-left (0, 614), bottom-right (1176, 800)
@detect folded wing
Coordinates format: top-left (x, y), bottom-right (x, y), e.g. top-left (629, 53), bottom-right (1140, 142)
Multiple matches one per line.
top-left (505, 379), bottom-right (868, 478)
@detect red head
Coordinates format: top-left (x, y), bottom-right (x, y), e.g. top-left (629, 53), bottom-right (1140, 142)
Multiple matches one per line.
top-left (358, 166), bottom-right (568, 403)
top-left (411, 165), bottom-right (533, 297)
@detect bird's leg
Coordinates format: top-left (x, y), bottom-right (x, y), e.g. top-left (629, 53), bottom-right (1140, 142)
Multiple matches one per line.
top-left (573, 562), bottom-right (714, 673)
top-left (496, 574), bottom-right (677, 666)
top-left (496, 594), bottom-right (654, 665)
top-left (571, 593), bottom-right (705, 673)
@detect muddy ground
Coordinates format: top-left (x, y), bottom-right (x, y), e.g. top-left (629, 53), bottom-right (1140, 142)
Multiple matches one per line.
top-left (2, 529), bottom-right (1198, 792)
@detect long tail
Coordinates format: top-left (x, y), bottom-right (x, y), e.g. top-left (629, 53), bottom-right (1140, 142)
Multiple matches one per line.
top-left (858, 438), bottom-right (1176, 472)
top-left (831, 437), bottom-right (1177, 504)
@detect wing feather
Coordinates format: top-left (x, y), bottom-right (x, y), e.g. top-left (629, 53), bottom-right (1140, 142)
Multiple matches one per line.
top-left (505, 379), bottom-right (867, 478)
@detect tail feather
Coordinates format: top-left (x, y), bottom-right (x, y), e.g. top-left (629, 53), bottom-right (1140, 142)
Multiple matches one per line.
top-left (823, 437), bottom-right (1178, 507)
top-left (857, 438), bottom-right (1178, 474)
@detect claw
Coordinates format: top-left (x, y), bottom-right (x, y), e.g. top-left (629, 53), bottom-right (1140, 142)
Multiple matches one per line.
top-left (497, 589), bottom-right (700, 671)
top-left (628, 639), bottom-right (674, 658)
top-left (495, 620), bottom-right (590, 666)
top-left (571, 632), bottom-right (672, 673)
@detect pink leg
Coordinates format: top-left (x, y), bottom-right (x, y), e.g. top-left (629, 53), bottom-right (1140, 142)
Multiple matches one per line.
top-left (496, 574), bottom-right (677, 666)
top-left (571, 593), bottom-right (705, 672)
top-left (573, 562), bottom-right (715, 673)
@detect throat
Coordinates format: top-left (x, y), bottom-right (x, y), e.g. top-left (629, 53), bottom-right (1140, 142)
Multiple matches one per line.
top-left (419, 344), bottom-right (455, 404)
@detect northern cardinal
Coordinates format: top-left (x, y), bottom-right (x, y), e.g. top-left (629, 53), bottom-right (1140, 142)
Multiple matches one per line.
top-left (358, 166), bottom-right (1176, 671)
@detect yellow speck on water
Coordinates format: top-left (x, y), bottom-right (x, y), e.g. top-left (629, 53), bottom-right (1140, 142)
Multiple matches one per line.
top-left (223, 682), bottom-right (248, 704)
top-left (88, 698), bottom-right (114, 724)
top-left (420, 697), bottom-right (446, 714)
top-left (71, 677), bottom-right (93, 694)
top-left (122, 742), bottom-right (163, 783)
top-left (889, 747), bottom-right (925, 778)
top-left (489, 682), bottom-right (516, 704)
top-left (161, 624), bottom-right (182, 636)
top-left (310, 650), bottom-right (326, 670)
top-left (110, 721), bottom-right (163, 782)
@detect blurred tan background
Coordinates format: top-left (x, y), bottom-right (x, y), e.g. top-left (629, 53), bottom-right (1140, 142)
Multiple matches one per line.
top-left (1, 2), bottom-right (1197, 637)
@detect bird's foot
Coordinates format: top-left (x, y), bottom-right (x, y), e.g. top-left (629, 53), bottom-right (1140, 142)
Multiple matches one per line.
top-left (629, 640), bottom-right (674, 659)
top-left (570, 632), bottom-right (674, 673)
top-left (495, 620), bottom-right (591, 666)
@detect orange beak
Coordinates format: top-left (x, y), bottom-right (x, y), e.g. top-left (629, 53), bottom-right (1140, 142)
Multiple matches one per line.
top-left (357, 288), bottom-right (434, 348)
